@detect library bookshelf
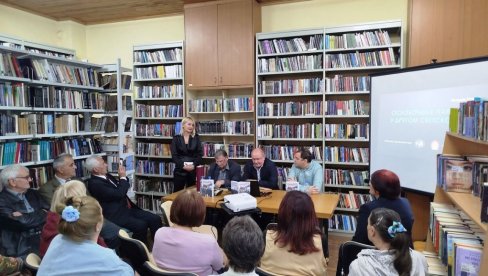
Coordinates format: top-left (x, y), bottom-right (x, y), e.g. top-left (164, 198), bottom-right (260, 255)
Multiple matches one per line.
top-left (0, 34), bottom-right (106, 188)
top-left (426, 132), bottom-right (488, 274)
top-left (132, 41), bottom-right (185, 214)
top-left (255, 20), bottom-right (403, 234)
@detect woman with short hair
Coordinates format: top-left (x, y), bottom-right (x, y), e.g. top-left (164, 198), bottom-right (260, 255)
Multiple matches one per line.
top-left (260, 191), bottom-right (327, 275)
top-left (152, 190), bottom-right (224, 275)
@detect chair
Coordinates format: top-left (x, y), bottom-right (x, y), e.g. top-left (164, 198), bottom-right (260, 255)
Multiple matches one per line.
top-left (335, 241), bottom-right (375, 276)
top-left (160, 201), bottom-right (218, 240)
top-left (255, 266), bottom-right (276, 276)
top-left (25, 253), bottom-right (41, 275)
top-left (143, 261), bottom-right (198, 276)
top-left (118, 229), bottom-right (154, 275)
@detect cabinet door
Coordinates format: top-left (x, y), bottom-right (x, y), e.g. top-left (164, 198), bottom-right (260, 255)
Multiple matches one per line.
top-left (217, 0), bottom-right (254, 86)
top-left (185, 4), bottom-right (218, 88)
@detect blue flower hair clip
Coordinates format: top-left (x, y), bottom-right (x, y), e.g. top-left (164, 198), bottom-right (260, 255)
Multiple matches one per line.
top-left (62, 206), bottom-right (80, 222)
top-left (387, 221), bottom-right (407, 238)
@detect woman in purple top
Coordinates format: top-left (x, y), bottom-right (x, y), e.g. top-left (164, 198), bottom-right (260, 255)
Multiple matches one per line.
top-left (152, 190), bottom-right (225, 276)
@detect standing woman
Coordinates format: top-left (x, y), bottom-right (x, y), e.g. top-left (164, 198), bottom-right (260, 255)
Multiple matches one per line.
top-left (171, 116), bottom-right (203, 192)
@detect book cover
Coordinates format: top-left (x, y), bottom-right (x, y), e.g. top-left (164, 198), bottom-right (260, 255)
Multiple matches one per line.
top-left (454, 243), bottom-right (482, 276)
top-left (285, 180), bottom-right (299, 191)
top-left (444, 158), bottom-right (473, 193)
top-left (230, 181), bottom-right (251, 194)
top-left (200, 179), bottom-right (214, 197)
top-left (449, 107), bottom-right (459, 133)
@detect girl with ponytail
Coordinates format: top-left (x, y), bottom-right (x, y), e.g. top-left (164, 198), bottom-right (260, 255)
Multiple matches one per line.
top-left (349, 208), bottom-right (427, 276)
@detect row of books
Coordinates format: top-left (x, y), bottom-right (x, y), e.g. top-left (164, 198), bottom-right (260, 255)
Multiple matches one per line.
top-left (325, 30), bottom-right (393, 49)
top-left (328, 214), bottom-right (357, 232)
top-left (134, 65), bottom-right (182, 79)
top-left (324, 146), bottom-right (369, 163)
top-left (25, 47), bottom-right (73, 59)
top-left (188, 97), bottom-right (254, 113)
top-left (0, 83), bottom-right (25, 107)
top-left (325, 75), bottom-right (370, 92)
top-left (325, 100), bottom-right (369, 116)
top-left (338, 191), bottom-right (374, 209)
top-left (29, 86), bottom-right (105, 109)
top-left (135, 103), bottom-right (183, 118)
top-left (257, 34), bottom-right (324, 55)
top-left (258, 101), bottom-right (323, 117)
top-left (104, 95), bottom-right (132, 112)
top-left (0, 52), bottom-right (22, 77)
top-left (136, 160), bottom-right (175, 176)
top-left (136, 142), bottom-right (171, 157)
top-left (99, 73), bottom-right (131, 90)
top-left (324, 169), bottom-right (369, 186)
top-left (454, 99), bottom-right (488, 141)
top-left (257, 123), bottom-right (323, 139)
top-left (325, 50), bottom-right (398, 68)
top-left (257, 78), bottom-right (323, 95)
top-left (133, 48), bottom-right (183, 64)
top-left (201, 142), bottom-right (254, 158)
top-left (29, 166), bottom-right (54, 189)
top-left (262, 145), bottom-right (322, 161)
top-left (101, 136), bottom-right (133, 155)
top-left (429, 202), bottom-right (484, 276)
top-left (136, 84), bottom-right (184, 99)
top-left (324, 123), bottom-right (369, 139)
top-left (196, 120), bottom-right (254, 135)
top-left (134, 179), bottom-right (174, 194)
top-left (136, 196), bottom-right (162, 214)
top-left (19, 113), bottom-right (83, 135)
top-left (92, 117), bottom-right (116, 133)
top-left (0, 114), bottom-right (20, 136)
top-left (27, 59), bottom-right (100, 87)
top-left (258, 55), bottom-right (323, 73)
top-left (135, 122), bottom-right (180, 137)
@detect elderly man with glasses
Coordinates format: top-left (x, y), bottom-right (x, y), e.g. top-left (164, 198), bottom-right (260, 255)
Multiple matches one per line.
top-left (0, 164), bottom-right (49, 258)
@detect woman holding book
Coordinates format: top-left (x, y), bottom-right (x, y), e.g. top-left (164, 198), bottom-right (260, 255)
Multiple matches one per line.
top-left (349, 208), bottom-right (427, 276)
top-left (260, 191), bottom-right (327, 275)
top-left (171, 116), bottom-right (203, 192)
top-left (352, 169), bottom-right (414, 247)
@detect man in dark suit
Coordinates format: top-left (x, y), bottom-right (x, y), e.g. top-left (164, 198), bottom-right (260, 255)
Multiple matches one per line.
top-left (206, 149), bottom-right (241, 189)
top-left (38, 153), bottom-right (77, 205)
top-left (242, 148), bottom-right (279, 190)
top-left (85, 156), bottom-right (162, 244)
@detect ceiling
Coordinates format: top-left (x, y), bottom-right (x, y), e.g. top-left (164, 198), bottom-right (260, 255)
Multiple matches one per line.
top-left (0, 0), bottom-right (298, 25)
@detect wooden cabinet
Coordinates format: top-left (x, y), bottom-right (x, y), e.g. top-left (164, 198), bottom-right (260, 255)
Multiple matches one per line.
top-left (408, 0), bottom-right (488, 66)
top-left (184, 0), bottom-right (261, 88)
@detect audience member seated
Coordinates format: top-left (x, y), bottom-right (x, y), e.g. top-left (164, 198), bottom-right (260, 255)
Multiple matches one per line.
top-left (260, 191), bottom-right (327, 276)
top-left (0, 254), bottom-right (23, 275)
top-left (287, 148), bottom-right (323, 194)
top-left (352, 169), bottom-right (414, 247)
top-left (206, 149), bottom-right (242, 189)
top-left (85, 156), bottom-right (162, 245)
top-left (348, 208), bottom-right (427, 276)
top-left (38, 153), bottom-right (77, 205)
top-left (0, 164), bottom-right (48, 258)
top-left (152, 190), bottom-right (225, 275)
top-left (40, 180), bottom-right (107, 257)
top-left (212, 216), bottom-right (264, 276)
top-left (38, 196), bottom-right (134, 275)
top-left (242, 148), bottom-right (279, 190)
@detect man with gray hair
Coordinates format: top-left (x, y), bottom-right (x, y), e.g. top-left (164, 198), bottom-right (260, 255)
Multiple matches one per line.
top-left (0, 164), bottom-right (49, 258)
top-left (213, 216), bottom-right (264, 275)
top-left (38, 153), bottom-right (77, 204)
top-left (206, 149), bottom-right (242, 189)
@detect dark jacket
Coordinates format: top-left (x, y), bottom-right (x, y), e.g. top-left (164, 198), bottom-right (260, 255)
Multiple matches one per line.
top-left (242, 158), bottom-right (279, 190)
top-left (38, 177), bottom-right (61, 205)
top-left (352, 197), bottom-right (414, 247)
top-left (206, 160), bottom-right (242, 188)
top-left (0, 189), bottom-right (48, 258)
top-left (170, 134), bottom-right (203, 175)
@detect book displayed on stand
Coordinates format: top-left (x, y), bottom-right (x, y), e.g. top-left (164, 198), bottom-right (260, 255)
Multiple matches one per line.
top-left (132, 42), bottom-right (185, 214)
top-left (0, 34), bottom-right (107, 188)
top-left (256, 20), bottom-right (403, 234)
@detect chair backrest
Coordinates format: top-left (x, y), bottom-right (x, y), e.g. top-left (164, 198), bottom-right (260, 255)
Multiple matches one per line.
top-left (118, 229), bottom-right (154, 274)
top-left (25, 253), bottom-right (41, 275)
top-left (143, 261), bottom-right (198, 276)
top-left (256, 266), bottom-right (277, 276)
top-left (336, 241), bottom-right (375, 276)
top-left (161, 201), bottom-right (174, 227)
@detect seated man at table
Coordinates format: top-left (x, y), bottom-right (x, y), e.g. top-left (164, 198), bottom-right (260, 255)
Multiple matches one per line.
top-left (287, 148), bottom-right (323, 194)
top-left (242, 148), bottom-right (279, 190)
top-left (206, 149), bottom-right (241, 189)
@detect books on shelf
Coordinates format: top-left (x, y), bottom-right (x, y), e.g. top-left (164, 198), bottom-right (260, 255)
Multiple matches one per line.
top-left (135, 103), bottom-right (183, 118)
top-left (325, 75), bottom-right (370, 92)
top-left (198, 120), bottom-right (253, 135)
top-left (262, 145), bottom-right (322, 161)
top-left (133, 48), bottom-right (182, 63)
top-left (134, 65), bottom-right (182, 79)
top-left (135, 160), bottom-right (175, 176)
top-left (188, 97), bottom-right (254, 113)
top-left (324, 169), bottom-right (369, 186)
top-left (325, 30), bottom-right (393, 49)
top-left (257, 123), bottom-right (322, 139)
top-left (136, 84), bottom-right (184, 99)
top-left (258, 100), bottom-right (323, 117)
top-left (202, 142), bottom-right (253, 158)
top-left (98, 73), bottom-right (131, 90)
top-left (136, 122), bottom-right (180, 137)
top-left (328, 214), bottom-right (357, 233)
top-left (258, 55), bottom-right (323, 73)
top-left (136, 142), bottom-right (171, 156)
top-left (257, 78), bottom-right (323, 95)
top-left (257, 34), bottom-right (324, 55)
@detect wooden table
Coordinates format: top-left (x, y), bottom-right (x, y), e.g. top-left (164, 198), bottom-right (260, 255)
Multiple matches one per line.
top-left (163, 188), bottom-right (340, 219)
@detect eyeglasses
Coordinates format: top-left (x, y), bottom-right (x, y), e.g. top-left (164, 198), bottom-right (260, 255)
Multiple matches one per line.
top-left (16, 176), bottom-right (32, 181)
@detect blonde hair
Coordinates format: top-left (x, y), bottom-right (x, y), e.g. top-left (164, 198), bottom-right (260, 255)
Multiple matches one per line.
top-left (57, 195), bottom-right (102, 243)
top-left (50, 180), bottom-right (87, 212)
top-left (180, 116), bottom-right (196, 137)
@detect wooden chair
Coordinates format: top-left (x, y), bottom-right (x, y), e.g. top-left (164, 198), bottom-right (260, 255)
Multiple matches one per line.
top-left (25, 253), bottom-right (41, 275)
top-left (160, 201), bottom-right (218, 240)
top-left (118, 229), bottom-right (154, 275)
top-left (143, 261), bottom-right (198, 276)
top-left (335, 241), bottom-right (375, 276)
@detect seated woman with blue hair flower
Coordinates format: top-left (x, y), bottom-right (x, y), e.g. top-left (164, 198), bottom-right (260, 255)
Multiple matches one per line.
top-left (349, 208), bottom-right (428, 276)
top-left (38, 196), bottom-right (133, 276)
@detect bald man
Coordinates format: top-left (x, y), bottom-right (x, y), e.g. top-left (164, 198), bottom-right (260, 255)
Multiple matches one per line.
top-left (242, 148), bottom-right (279, 190)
